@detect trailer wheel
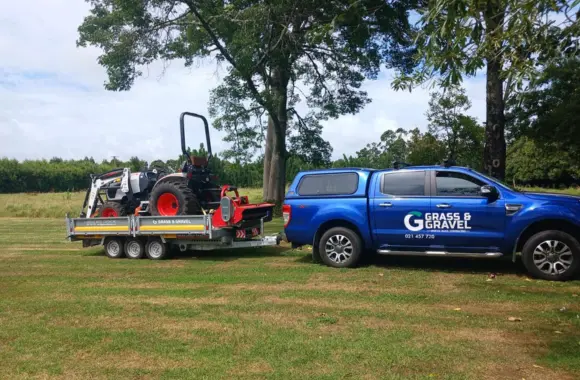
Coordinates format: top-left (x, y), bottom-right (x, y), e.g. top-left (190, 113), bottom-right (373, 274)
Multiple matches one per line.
top-left (125, 238), bottom-right (145, 259)
top-left (146, 238), bottom-right (168, 260)
top-left (104, 237), bottom-right (125, 259)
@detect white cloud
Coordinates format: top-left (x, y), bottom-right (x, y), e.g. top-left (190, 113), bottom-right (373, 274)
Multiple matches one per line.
top-left (0, 1), bottom-right (487, 163)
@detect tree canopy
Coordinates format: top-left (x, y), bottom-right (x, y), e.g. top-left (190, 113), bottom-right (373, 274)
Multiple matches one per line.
top-left (78, 0), bottom-right (420, 202)
top-left (392, 0), bottom-right (579, 179)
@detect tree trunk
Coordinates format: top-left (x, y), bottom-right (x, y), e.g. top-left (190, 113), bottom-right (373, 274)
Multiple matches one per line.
top-left (483, 0), bottom-right (506, 179)
top-left (267, 123), bottom-right (286, 203)
top-left (262, 116), bottom-right (274, 200)
top-left (266, 92), bottom-right (287, 203)
top-left (263, 66), bottom-right (289, 205)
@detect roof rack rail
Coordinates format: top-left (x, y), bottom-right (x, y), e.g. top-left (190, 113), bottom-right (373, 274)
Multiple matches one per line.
top-left (392, 161), bottom-right (412, 170)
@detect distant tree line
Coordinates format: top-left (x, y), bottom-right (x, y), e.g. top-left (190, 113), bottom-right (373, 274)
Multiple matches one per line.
top-left (0, 153), bottom-right (317, 193)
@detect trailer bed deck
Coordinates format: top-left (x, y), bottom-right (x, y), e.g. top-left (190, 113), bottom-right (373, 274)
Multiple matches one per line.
top-left (66, 214), bottom-right (280, 259)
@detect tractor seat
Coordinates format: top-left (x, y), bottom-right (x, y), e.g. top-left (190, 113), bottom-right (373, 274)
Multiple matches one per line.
top-left (191, 156), bottom-right (208, 167)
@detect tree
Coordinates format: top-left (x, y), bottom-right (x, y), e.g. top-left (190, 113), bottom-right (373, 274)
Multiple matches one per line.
top-left (406, 128), bottom-right (447, 165)
top-left (508, 57), bottom-right (580, 160)
top-left (507, 137), bottom-right (580, 187)
top-left (78, 0), bottom-right (420, 204)
top-left (426, 86), bottom-right (484, 169)
top-left (393, 0), bottom-right (578, 180)
top-left (288, 116), bottom-right (332, 168)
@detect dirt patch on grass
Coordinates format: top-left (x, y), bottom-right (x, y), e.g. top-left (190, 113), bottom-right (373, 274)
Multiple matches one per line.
top-left (52, 314), bottom-right (231, 339)
top-left (438, 301), bottom-right (529, 316)
top-left (107, 295), bottom-right (229, 307)
top-left (228, 360), bottom-right (274, 376)
top-left (74, 350), bottom-right (188, 371)
top-left (415, 326), bottom-right (576, 380)
top-left (85, 282), bottom-right (205, 290)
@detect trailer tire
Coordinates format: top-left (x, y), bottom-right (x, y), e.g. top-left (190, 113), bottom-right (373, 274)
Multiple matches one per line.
top-left (146, 238), bottom-right (168, 260)
top-left (318, 227), bottom-right (362, 268)
top-left (150, 179), bottom-right (200, 216)
top-left (104, 237), bottom-right (125, 259)
top-left (125, 238), bottom-right (145, 259)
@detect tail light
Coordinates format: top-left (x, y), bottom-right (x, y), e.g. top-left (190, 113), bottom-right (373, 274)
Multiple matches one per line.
top-left (282, 204), bottom-right (291, 228)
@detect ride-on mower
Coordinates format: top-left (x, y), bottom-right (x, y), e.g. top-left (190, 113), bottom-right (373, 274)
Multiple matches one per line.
top-left (80, 112), bottom-right (274, 228)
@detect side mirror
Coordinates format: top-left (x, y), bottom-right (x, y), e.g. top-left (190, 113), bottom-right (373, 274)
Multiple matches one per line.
top-left (480, 185), bottom-right (498, 198)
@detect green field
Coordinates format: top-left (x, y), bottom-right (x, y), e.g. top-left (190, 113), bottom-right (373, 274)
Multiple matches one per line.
top-left (0, 191), bottom-right (579, 379)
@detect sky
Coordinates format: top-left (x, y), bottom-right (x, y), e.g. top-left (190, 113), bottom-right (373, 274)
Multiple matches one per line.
top-left (0, 0), bottom-right (487, 163)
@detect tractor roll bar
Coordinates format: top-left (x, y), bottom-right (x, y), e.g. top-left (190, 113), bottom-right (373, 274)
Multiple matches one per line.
top-left (180, 112), bottom-right (212, 160)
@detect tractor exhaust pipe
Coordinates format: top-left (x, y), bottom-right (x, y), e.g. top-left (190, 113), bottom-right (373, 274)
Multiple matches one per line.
top-left (180, 112), bottom-right (212, 160)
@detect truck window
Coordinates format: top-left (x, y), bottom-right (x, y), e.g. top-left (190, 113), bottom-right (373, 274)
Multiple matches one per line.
top-left (436, 171), bottom-right (484, 196)
top-left (297, 173), bottom-right (359, 196)
top-left (381, 171), bottom-right (426, 196)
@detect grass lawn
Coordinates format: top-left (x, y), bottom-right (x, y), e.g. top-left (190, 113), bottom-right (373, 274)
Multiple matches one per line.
top-left (0, 215), bottom-right (579, 379)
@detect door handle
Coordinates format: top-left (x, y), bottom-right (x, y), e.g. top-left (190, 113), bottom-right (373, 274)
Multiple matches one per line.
top-left (436, 203), bottom-right (452, 209)
top-left (379, 202), bottom-right (393, 207)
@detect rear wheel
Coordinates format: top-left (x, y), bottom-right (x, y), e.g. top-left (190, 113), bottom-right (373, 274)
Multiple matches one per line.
top-left (146, 238), bottom-right (168, 260)
top-left (104, 237), bottom-right (125, 259)
top-left (99, 202), bottom-right (126, 218)
top-left (150, 179), bottom-right (200, 216)
top-left (522, 230), bottom-right (580, 281)
top-left (318, 227), bottom-right (363, 268)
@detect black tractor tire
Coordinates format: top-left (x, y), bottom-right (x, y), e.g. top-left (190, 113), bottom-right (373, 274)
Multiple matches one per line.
top-left (318, 227), bottom-right (363, 268)
top-left (522, 230), bottom-right (580, 281)
top-left (150, 179), bottom-right (201, 216)
top-left (99, 201), bottom-right (127, 218)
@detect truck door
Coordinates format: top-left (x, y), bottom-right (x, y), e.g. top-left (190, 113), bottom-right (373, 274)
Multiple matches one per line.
top-left (370, 170), bottom-right (432, 250)
top-left (429, 170), bottom-right (506, 252)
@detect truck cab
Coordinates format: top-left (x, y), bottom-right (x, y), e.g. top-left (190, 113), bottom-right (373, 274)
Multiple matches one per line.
top-left (283, 164), bottom-right (580, 281)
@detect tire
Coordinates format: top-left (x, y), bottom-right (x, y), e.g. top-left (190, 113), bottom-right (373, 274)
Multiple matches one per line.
top-left (125, 238), bottom-right (145, 259)
top-left (150, 179), bottom-right (200, 216)
top-left (104, 237), bottom-right (125, 259)
top-left (146, 238), bottom-right (168, 260)
top-left (99, 201), bottom-right (127, 218)
top-left (318, 227), bottom-right (363, 268)
top-left (522, 230), bottom-right (580, 281)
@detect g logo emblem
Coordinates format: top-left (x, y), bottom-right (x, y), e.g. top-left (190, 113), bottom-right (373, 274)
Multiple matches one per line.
top-left (404, 211), bottom-right (424, 232)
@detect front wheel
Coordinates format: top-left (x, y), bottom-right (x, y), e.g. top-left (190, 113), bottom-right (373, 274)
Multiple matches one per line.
top-left (104, 237), bottom-right (125, 259)
top-left (522, 230), bottom-right (580, 281)
top-left (318, 227), bottom-right (363, 268)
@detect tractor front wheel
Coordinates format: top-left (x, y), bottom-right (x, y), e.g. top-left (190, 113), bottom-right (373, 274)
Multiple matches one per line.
top-left (99, 202), bottom-right (126, 218)
top-left (150, 179), bottom-right (200, 216)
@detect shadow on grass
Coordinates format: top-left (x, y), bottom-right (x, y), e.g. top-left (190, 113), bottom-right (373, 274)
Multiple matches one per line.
top-left (167, 245), bottom-right (289, 262)
top-left (369, 254), bottom-right (528, 276)
top-left (83, 245), bottom-right (525, 276)
top-left (80, 244), bottom-right (291, 261)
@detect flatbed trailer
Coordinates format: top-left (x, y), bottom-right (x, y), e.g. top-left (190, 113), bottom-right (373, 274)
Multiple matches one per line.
top-left (66, 214), bottom-right (280, 260)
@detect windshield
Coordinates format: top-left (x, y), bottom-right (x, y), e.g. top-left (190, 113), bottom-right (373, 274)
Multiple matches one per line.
top-left (471, 170), bottom-right (518, 192)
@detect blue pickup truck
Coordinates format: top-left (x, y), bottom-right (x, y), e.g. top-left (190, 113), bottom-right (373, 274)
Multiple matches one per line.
top-left (283, 164), bottom-right (580, 281)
